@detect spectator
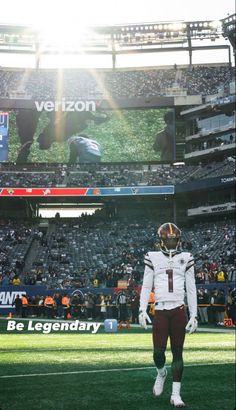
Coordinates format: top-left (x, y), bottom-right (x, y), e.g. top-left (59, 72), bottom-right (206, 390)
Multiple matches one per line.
top-left (62, 294), bottom-right (70, 320)
top-left (100, 294), bottom-right (107, 319)
top-left (21, 294), bottom-right (28, 318)
top-left (226, 288), bottom-right (236, 325)
top-left (208, 289), bottom-right (218, 325)
top-left (12, 294), bottom-right (22, 317)
top-left (117, 290), bottom-right (128, 324)
top-left (215, 289), bottom-right (226, 326)
top-left (216, 268), bottom-right (227, 283)
top-left (44, 295), bottom-right (55, 319)
top-left (130, 291), bottom-right (140, 324)
top-left (197, 288), bottom-right (209, 324)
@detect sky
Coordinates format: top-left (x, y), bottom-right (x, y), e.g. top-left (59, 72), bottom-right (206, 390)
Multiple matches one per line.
top-left (0, 0), bottom-right (235, 26)
top-left (0, 0), bottom-right (235, 68)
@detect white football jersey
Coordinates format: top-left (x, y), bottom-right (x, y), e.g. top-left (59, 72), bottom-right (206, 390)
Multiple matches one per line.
top-left (140, 251), bottom-right (197, 318)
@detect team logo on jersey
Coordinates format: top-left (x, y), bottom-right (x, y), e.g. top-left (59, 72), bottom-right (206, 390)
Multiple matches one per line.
top-left (179, 259), bottom-right (185, 265)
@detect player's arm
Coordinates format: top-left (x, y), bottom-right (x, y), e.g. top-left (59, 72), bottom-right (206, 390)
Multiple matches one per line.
top-left (185, 255), bottom-right (198, 334)
top-left (139, 254), bottom-right (154, 329)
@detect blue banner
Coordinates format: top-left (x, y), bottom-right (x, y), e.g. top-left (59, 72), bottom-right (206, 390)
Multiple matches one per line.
top-left (0, 286), bottom-right (113, 314)
top-left (176, 174), bottom-right (235, 193)
top-left (86, 185), bottom-right (174, 196)
top-left (0, 112), bottom-right (9, 161)
top-left (212, 95), bottom-right (236, 106)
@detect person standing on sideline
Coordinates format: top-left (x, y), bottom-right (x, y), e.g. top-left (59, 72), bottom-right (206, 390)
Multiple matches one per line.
top-left (44, 295), bottom-right (55, 319)
top-left (12, 294), bottom-right (22, 317)
top-left (139, 222), bottom-right (197, 408)
top-left (21, 294), bottom-right (28, 318)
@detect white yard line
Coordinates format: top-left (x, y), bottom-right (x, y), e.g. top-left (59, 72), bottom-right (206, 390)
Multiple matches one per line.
top-left (0, 340), bottom-right (234, 353)
top-left (0, 362), bottom-right (234, 379)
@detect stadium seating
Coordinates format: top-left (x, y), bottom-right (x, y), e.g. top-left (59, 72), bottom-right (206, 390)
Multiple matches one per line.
top-left (0, 216), bottom-right (235, 289)
top-left (0, 158), bottom-right (234, 187)
top-left (0, 65), bottom-right (234, 99)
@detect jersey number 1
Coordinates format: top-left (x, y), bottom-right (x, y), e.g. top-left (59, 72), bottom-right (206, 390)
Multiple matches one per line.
top-left (166, 269), bottom-right (173, 292)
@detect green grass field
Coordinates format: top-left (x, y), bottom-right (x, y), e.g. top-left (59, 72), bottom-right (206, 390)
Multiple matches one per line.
top-left (0, 320), bottom-right (235, 410)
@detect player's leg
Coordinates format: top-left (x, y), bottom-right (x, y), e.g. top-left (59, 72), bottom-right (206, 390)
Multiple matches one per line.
top-left (152, 310), bottom-right (169, 396)
top-left (169, 306), bottom-right (187, 407)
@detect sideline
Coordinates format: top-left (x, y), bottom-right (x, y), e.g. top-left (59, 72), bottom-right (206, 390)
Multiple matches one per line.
top-left (0, 362), bottom-right (234, 379)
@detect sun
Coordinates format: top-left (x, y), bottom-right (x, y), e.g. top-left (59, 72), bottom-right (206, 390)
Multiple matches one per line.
top-left (32, 4), bottom-right (96, 50)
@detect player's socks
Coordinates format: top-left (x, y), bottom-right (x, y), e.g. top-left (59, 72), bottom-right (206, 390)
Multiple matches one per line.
top-left (172, 382), bottom-right (181, 396)
top-left (158, 366), bottom-right (167, 377)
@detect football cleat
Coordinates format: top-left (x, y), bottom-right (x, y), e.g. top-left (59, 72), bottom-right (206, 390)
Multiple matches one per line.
top-left (170, 395), bottom-right (186, 408)
top-left (153, 369), bottom-right (167, 396)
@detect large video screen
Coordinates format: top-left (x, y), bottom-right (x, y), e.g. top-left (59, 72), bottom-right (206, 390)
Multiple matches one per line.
top-left (2, 108), bottom-right (175, 163)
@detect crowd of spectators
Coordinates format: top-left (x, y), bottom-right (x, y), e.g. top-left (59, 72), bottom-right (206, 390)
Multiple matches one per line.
top-left (0, 158), bottom-right (234, 188)
top-left (0, 170), bottom-right (66, 188)
top-left (0, 220), bottom-right (42, 286)
top-left (0, 216), bottom-right (235, 291)
top-left (178, 66), bottom-right (233, 96)
top-left (0, 65), bottom-right (234, 100)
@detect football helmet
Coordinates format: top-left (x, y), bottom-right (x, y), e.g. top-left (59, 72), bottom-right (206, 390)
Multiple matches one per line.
top-left (158, 222), bottom-right (181, 254)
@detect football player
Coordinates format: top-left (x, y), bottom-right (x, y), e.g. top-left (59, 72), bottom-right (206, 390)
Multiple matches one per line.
top-left (139, 222), bottom-right (197, 408)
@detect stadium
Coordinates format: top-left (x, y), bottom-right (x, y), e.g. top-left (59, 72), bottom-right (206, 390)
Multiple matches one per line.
top-left (0, 1), bottom-right (235, 409)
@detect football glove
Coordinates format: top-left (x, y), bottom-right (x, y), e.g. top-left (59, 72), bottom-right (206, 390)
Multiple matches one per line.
top-left (139, 310), bottom-right (152, 329)
top-left (185, 316), bottom-right (198, 334)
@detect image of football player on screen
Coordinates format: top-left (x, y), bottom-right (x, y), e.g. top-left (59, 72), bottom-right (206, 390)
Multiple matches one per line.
top-left (67, 134), bottom-right (102, 163)
top-left (153, 110), bottom-right (175, 162)
top-left (139, 222), bottom-right (197, 408)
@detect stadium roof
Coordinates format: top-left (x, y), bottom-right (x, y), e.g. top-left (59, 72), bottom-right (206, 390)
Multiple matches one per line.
top-left (0, 15), bottom-right (235, 68)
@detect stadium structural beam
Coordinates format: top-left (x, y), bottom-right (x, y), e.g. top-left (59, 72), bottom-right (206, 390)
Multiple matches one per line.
top-left (187, 25), bottom-right (193, 67)
top-left (111, 32), bottom-right (116, 69)
top-left (173, 198), bottom-right (177, 225)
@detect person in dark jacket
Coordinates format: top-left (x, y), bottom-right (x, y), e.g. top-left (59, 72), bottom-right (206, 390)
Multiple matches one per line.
top-left (12, 294), bottom-right (22, 317)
